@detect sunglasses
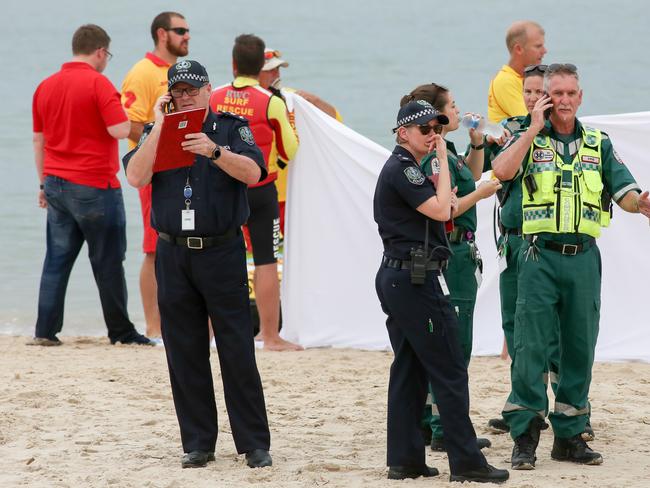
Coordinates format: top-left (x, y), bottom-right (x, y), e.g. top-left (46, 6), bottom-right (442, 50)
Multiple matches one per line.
top-left (170, 86), bottom-right (203, 98)
top-left (402, 124), bottom-right (443, 135)
top-left (166, 27), bottom-right (190, 36)
top-left (264, 49), bottom-right (282, 60)
top-left (547, 63), bottom-right (578, 73)
top-left (524, 64), bottom-right (547, 75)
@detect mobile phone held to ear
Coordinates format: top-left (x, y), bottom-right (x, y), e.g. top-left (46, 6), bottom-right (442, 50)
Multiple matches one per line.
top-left (543, 92), bottom-right (552, 120)
top-left (164, 93), bottom-right (175, 114)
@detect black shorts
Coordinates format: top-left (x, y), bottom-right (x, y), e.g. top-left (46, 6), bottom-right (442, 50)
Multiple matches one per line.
top-left (246, 183), bottom-right (280, 266)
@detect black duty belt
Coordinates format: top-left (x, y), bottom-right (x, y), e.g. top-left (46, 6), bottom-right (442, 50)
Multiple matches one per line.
top-left (381, 256), bottom-right (447, 271)
top-left (526, 236), bottom-right (595, 256)
top-left (447, 226), bottom-right (475, 244)
top-left (158, 228), bottom-right (239, 249)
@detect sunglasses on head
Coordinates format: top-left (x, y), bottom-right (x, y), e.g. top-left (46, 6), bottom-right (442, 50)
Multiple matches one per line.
top-left (524, 64), bottom-right (547, 75)
top-left (547, 63), bottom-right (578, 73)
top-left (264, 50), bottom-right (282, 60)
top-left (166, 27), bottom-right (190, 36)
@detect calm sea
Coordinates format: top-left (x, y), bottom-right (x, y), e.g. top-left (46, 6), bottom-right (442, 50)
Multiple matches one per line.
top-left (1, 0), bottom-right (647, 337)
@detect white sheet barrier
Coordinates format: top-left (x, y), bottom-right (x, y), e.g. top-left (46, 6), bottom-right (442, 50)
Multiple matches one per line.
top-left (281, 96), bottom-right (650, 362)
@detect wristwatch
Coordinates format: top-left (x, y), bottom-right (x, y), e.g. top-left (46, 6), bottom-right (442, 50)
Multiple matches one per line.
top-left (470, 142), bottom-right (485, 150)
top-left (210, 144), bottom-right (221, 161)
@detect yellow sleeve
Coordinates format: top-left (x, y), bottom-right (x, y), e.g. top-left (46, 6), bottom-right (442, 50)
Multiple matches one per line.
top-left (334, 109), bottom-right (343, 123)
top-left (268, 95), bottom-right (299, 161)
top-left (121, 69), bottom-right (155, 124)
top-left (487, 74), bottom-right (527, 123)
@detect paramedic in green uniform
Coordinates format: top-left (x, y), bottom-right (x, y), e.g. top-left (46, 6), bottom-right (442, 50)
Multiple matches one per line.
top-left (492, 63), bottom-right (650, 470)
top-left (401, 84), bottom-right (501, 451)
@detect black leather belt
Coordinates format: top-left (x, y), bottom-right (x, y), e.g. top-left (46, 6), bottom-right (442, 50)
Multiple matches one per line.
top-left (526, 236), bottom-right (595, 256)
top-left (381, 256), bottom-right (447, 271)
top-left (158, 228), bottom-right (239, 249)
top-left (447, 226), bottom-right (475, 244)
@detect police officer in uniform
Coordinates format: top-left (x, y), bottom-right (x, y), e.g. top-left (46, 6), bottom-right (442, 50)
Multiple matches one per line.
top-left (124, 60), bottom-right (272, 469)
top-left (374, 100), bottom-right (509, 483)
top-left (493, 63), bottom-right (650, 470)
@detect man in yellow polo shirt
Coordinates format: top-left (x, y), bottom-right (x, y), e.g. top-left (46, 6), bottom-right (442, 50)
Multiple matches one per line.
top-left (488, 21), bottom-right (546, 123)
top-left (121, 11), bottom-right (190, 338)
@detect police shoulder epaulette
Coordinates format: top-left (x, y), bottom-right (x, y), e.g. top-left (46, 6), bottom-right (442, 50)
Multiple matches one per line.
top-left (218, 111), bottom-right (248, 123)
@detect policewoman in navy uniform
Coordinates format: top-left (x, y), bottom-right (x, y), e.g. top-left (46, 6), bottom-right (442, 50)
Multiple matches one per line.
top-left (373, 100), bottom-right (509, 483)
top-left (124, 60), bottom-right (272, 470)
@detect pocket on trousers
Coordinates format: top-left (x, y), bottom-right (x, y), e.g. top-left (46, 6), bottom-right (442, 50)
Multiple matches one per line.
top-left (513, 298), bottom-right (527, 351)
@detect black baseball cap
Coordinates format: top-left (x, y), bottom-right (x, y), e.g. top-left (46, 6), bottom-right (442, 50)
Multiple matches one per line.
top-left (167, 60), bottom-right (210, 89)
top-left (393, 100), bottom-right (449, 133)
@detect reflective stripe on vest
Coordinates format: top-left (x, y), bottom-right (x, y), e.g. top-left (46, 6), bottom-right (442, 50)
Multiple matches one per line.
top-left (522, 126), bottom-right (610, 237)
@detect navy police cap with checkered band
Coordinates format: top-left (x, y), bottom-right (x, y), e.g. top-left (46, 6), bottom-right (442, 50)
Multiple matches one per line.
top-left (167, 60), bottom-right (210, 89)
top-left (392, 100), bottom-right (449, 133)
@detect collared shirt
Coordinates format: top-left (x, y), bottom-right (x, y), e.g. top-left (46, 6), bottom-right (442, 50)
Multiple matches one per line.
top-left (497, 117), bottom-right (641, 229)
top-left (374, 146), bottom-right (450, 261)
top-left (488, 65), bottom-right (527, 123)
top-left (121, 52), bottom-right (171, 150)
top-left (123, 110), bottom-right (267, 235)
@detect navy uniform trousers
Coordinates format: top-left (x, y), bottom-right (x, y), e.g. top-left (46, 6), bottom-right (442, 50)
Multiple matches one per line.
top-left (155, 234), bottom-right (270, 453)
top-left (375, 262), bottom-right (486, 474)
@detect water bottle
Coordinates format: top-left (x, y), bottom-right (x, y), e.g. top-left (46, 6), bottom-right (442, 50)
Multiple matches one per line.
top-left (460, 114), bottom-right (504, 139)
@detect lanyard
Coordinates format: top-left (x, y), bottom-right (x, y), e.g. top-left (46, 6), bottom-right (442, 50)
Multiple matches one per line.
top-left (183, 168), bottom-right (192, 210)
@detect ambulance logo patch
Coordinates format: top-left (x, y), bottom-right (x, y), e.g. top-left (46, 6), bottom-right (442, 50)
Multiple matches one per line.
top-left (238, 126), bottom-right (255, 146)
top-left (581, 155), bottom-right (600, 164)
top-left (532, 149), bottom-right (554, 162)
top-left (404, 166), bottom-right (425, 185)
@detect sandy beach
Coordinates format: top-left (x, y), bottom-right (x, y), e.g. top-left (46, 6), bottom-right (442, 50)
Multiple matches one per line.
top-left (1, 335), bottom-right (649, 487)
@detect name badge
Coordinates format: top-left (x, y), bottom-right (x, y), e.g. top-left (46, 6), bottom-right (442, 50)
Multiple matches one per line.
top-left (181, 209), bottom-right (195, 231)
top-left (437, 274), bottom-right (450, 296)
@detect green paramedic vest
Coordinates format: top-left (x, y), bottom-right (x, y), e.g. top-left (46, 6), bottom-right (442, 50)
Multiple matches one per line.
top-left (522, 126), bottom-right (611, 238)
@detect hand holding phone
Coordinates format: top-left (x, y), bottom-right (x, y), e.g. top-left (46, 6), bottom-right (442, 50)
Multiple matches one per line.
top-left (542, 92), bottom-right (552, 120)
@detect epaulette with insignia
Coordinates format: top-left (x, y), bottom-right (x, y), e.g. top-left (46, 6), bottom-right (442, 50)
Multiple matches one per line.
top-left (218, 111), bottom-right (247, 122)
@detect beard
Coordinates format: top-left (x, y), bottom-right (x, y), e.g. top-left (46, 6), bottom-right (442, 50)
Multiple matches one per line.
top-left (167, 37), bottom-right (189, 57)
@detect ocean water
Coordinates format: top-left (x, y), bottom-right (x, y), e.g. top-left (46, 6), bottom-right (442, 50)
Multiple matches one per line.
top-left (1, 0), bottom-right (648, 337)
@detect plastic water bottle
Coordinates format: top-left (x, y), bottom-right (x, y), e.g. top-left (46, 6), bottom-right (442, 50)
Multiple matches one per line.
top-left (460, 114), bottom-right (504, 139)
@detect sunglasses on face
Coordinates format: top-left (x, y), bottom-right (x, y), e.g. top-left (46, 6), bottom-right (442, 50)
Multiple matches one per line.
top-left (166, 27), bottom-right (190, 36)
top-left (413, 124), bottom-right (443, 135)
top-left (264, 49), bottom-right (282, 60)
top-left (170, 86), bottom-right (202, 98)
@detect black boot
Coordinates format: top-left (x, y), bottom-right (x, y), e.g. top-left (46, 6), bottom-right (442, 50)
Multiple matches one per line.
top-left (387, 465), bottom-right (439, 480)
top-left (551, 435), bottom-right (603, 465)
top-left (511, 417), bottom-right (547, 470)
top-left (450, 464), bottom-right (509, 483)
top-left (487, 417), bottom-right (510, 434)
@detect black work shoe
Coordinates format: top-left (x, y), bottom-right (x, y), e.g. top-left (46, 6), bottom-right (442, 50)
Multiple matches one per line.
top-left (387, 465), bottom-right (439, 480)
top-left (551, 435), bottom-right (603, 465)
top-left (450, 464), bottom-right (509, 483)
top-left (581, 421), bottom-right (595, 442)
top-left (26, 337), bottom-right (63, 346)
top-left (487, 417), bottom-right (510, 434)
top-left (511, 417), bottom-right (547, 470)
top-left (431, 436), bottom-right (492, 452)
top-left (245, 449), bottom-right (272, 468)
top-left (111, 331), bottom-right (155, 346)
top-left (181, 450), bottom-right (215, 468)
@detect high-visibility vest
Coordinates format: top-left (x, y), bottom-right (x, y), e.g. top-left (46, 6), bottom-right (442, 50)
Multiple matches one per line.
top-left (522, 126), bottom-right (610, 237)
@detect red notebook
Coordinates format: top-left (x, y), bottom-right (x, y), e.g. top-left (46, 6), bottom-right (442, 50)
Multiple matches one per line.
top-left (152, 108), bottom-right (206, 173)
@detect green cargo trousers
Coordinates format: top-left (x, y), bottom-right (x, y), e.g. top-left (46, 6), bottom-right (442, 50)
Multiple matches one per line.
top-left (503, 237), bottom-right (601, 439)
top-left (423, 241), bottom-right (477, 438)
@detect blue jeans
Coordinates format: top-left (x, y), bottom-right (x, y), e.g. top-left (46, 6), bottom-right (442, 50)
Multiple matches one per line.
top-left (35, 176), bottom-right (136, 341)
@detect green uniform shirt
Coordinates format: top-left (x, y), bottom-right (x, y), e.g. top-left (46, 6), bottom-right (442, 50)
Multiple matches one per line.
top-left (496, 117), bottom-right (640, 230)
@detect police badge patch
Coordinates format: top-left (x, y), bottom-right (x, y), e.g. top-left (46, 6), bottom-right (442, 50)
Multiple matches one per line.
top-left (404, 166), bottom-right (425, 185)
top-left (238, 126), bottom-right (255, 146)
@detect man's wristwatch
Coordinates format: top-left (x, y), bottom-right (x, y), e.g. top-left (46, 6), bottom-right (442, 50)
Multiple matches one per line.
top-left (39, 184), bottom-right (44, 190)
top-left (210, 144), bottom-right (221, 161)
top-left (470, 142), bottom-right (485, 150)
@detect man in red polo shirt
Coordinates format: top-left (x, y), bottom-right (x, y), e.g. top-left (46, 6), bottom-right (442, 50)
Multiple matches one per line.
top-left (121, 12), bottom-right (190, 339)
top-left (30, 24), bottom-right (152, 346)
